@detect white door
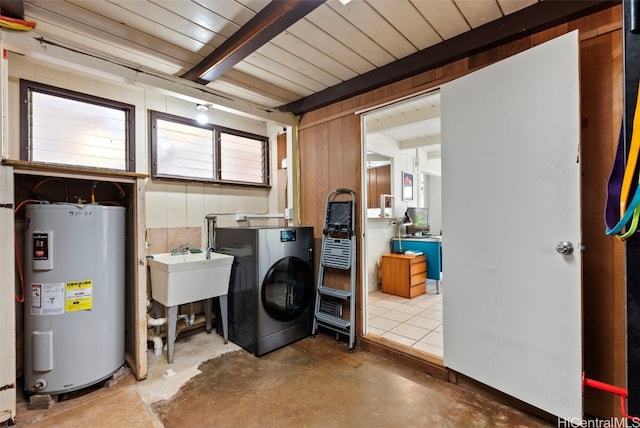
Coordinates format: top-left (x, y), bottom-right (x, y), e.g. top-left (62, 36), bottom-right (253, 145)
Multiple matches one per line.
top-left (441, 31), bottom-right (582, 420)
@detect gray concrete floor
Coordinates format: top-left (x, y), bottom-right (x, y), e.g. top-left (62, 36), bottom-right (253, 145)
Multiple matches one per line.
top-left (15, 331), bottom-right (552, 427)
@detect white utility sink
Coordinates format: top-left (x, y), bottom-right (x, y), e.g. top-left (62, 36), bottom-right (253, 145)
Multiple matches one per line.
top-left (147, 252), bottom-right (233, 307)
top-left (147, 251), bottom-right (234, 363)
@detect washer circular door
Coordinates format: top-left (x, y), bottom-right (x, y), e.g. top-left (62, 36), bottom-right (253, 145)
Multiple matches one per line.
top-left (261, 257), bottom-right (313, 322)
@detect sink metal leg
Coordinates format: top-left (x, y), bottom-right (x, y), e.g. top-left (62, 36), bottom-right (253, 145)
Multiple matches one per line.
top-left (166, 305), bottom-right (178, 363)
top-left (204, 298), bottom-right (213, 333)
top-left (219, 294), bottom-right (228, 344)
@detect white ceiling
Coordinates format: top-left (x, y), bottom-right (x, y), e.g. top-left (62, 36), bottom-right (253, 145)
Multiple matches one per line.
top-left (10, 0), bottom-right (607, 152)
top-left (365, 91), bottom-right (441, 158)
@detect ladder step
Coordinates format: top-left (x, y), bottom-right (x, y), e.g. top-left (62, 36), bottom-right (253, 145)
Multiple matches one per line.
top-left (321, 238), bottom-right (352, 269)
top-left (320, 299), bottom-right (342, 317)
top-left (318, 285), bottom-right (351, 300)
top-left (316, 312), bottom-right (351, 330)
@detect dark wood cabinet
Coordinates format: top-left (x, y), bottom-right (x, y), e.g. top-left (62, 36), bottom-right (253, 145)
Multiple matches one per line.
top-left (367, 164), bottom-right (391, 208)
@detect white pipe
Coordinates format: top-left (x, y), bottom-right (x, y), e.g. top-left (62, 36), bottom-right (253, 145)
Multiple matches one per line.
top-left (175, 314), bottom-right (206, 335)
top-left (147, 313), bottom-right (206, 357)
top-left (189, 303), bottom-right (196, 326)
top-left (147, 331), bottom-right (164, 356)
top-left (147, 313), bottom-right (167, 327)
top-left (235, 213), bottom-right (285, 221)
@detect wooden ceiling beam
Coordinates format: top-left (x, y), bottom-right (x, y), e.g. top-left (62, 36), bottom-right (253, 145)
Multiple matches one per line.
top-left (0, 0), bottom-right (24, 19)
top-left (279, 0), bottom-right (616, 115)
top-left (182, 0), bottom-right (325, 83)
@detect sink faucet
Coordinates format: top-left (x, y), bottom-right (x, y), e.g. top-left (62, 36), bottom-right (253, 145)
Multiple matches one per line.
top-left (206, 247), bottom-right (215, 259)
top-left (170, 243), bottom-right (191, 255)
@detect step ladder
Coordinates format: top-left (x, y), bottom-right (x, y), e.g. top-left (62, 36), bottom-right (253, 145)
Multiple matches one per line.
top-left (312, 188), bottom-right (356, 352)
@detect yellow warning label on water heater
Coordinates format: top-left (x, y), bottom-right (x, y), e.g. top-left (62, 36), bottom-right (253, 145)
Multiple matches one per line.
top-left (65, 280), bottom-right (93, 312)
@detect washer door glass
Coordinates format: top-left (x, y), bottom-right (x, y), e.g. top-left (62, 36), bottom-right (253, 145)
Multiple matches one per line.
top-left (262, 256), bottom-right (313, 322)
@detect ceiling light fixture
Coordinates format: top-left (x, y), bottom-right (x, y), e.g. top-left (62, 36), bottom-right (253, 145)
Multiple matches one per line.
top-left (338, 0), bottom-right (351, 4)
top-left (196, 104), bottom-right (209, 125)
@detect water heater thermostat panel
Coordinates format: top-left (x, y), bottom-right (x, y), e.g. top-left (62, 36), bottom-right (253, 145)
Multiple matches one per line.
top-left (32, 231), bottom-right (53, 270)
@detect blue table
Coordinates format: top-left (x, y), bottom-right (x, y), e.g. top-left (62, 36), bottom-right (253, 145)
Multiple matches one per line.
top-left (391, 237), bottom-right (442, 293)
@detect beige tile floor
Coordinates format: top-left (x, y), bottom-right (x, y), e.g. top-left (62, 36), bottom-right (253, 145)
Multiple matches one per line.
top-left (367, 280), bottom-right (443, 357)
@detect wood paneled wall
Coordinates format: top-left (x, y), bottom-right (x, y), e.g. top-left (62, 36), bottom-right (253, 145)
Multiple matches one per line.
top-left (367, 165), bottom-right (391, 209)
top-left (298, 5), bottom-right (624, 419)
top-left (580, 22), bottom-right (625, 417)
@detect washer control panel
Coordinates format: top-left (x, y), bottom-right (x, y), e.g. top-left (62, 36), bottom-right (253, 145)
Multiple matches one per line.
top-left (280, 229), bottom-right (297, 242)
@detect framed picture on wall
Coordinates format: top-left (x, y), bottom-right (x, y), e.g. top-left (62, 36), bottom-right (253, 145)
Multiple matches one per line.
top-left (402, 171), bottom-right (413, 201)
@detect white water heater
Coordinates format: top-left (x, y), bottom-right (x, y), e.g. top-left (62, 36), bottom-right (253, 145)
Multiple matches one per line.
top-left (23, 203), bottom-right (125, 395)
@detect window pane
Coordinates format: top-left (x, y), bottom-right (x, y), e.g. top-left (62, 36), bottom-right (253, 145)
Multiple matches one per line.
top-left (156, 119), bottom-right (214, 179)
top-left (220, 132), bottom-right (265, 184)
top-left (150, 110), bottom-right (268, 186)
top-left (31, 92), bottom-right (127, 170)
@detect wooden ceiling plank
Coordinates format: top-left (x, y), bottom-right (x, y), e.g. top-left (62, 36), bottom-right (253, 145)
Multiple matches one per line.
top-left (412, 0), bottom-right (471, 40)
top-left (367, 104), bottom-right (441, 133)
top-left (497, 0), bottom-right (538, 16)
top-left (329, 0), bottom-right (416, 60)
top-left (239, 54), bottom-right (327, 93)
top-left (268, 25), bottom-right (358, 81)
top-left (2, 29), bottom-right (295, 125)
top-left (234, 0), bottom-right (272, 15)
top-left (219, 69), bottom-right (301, 101)
top-left (26, 0), bottom-right (203, 65)
top-left (255, 40), bottom-right (347, 86)
top-left (280, 0), bottom-right (614, 114)
top-left (176, 0), bottom-right (253, 32)
top-left (24, 11), bottom-right (192, 75)
top-left (368, 0), bottom-right (442, 51)
top-left (31, 21), bottom-right (185, 75)
top-left (285, 19), bottom-right (373, 75)
top-left (455, 0), bottom-right (504, 29)
top-left (305, 3), bottom-right (394, 67)
top-left (234, 59), bottom-right (320, 96)
top-left (112, 0), bottom-right (228, 50)
top-left (64, 0), bottom-right (210, 53)
top-left (399, 135), bottom-right (441, 150)
top-left (207, 79), bottom-right (293, 107)
top-left (182, 0), bottom-right (326, 83)
top-left (1, 0), bottom-right (23, 18)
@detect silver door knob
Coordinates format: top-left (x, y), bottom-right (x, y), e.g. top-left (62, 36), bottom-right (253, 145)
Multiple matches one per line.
top-left (556, 241), bottom-right (574, 255)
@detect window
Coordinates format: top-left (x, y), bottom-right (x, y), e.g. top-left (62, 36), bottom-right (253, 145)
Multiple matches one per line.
top-left (150, 111), bottom-right (269, 186)
top-left (20, 80), bottom-right (135, 171)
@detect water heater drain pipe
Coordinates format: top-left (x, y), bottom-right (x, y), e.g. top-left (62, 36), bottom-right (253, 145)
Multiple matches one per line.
top-left (147, 331), bottom-right (164, 356)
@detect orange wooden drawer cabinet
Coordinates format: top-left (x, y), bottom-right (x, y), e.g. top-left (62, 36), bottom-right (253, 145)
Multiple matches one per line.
top-left (380, 253), bottom-right (427, 298)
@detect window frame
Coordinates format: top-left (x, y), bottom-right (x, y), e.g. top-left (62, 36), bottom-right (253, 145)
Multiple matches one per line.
top-left (150, 110), bottom-right (270, 188)
top-left (20, 79), bottom-right (136, 172)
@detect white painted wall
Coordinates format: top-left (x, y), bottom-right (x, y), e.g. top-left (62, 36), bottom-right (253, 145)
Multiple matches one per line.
top-left (428, 175), bottom-right (442, 235)
top-left (365, 219), bottom-right (396, 292)
top-left (365, 137), bottom-right (418, 292)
